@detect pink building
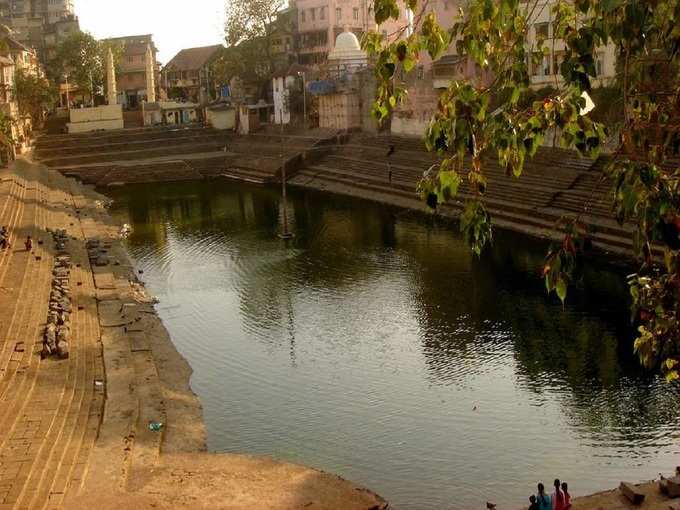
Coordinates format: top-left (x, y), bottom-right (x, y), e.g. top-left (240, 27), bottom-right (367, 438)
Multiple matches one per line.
top-left (295, 0), bottom-right (409, 65)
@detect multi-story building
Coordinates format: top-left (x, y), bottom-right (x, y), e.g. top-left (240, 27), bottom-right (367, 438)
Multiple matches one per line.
top-left (0, 0), bottom-right (73, 21)
top-left (103, 34), bottom-right (160, 108)
top-left (43, 13), bottom-right (78, 61)
top-left (0, 28), bottom-right (39, 158)
top-left (270, 5), bottom-right (298, 70)
top-left (295, 0), bottom-right (409, 65)
top-left (523, 0), bottom-right (616, 88)
top-left (0, 0), bottom-right (77, 63)
top-left (162, 44), bottom-right (224, 104)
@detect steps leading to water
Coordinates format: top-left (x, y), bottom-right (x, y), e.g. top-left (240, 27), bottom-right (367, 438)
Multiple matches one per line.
top-left (290, 133), bottom-right (637, 257)
top-left (34, 125), bottom-right (340, 188)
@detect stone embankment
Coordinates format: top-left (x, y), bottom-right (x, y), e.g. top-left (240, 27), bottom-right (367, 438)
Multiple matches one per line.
top-left (0, 158), bottom-right (389, 509)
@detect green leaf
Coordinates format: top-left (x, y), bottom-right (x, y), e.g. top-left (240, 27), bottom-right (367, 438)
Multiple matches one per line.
top-left (556, 278), bottom-right (567, 304)
top-left (438, 170), bottom-right (461, 201)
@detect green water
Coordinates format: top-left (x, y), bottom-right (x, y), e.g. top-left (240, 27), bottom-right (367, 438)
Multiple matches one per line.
top-left (107, 180), bottom-right (680, 510)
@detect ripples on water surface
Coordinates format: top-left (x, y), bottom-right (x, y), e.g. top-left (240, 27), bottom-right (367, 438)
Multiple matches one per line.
top-left (107, 181), bottom-right (680, 510)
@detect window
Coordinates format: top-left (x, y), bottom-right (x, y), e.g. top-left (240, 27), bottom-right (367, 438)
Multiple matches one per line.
top-left (530, 52), bottom-right (547, 76)
top-left (335, 7), bottom-right (341, 19)
top-left (552, 52), bottom-right (564, 75)
top-left (552, 21), bottom-right (561, 39)
top-left (310, 7), bottom-right (315, 20)
top-left (320, 6), bottom-right (325, 19)
top-left (353, 7), bottom-right (359, 20)
top-left (595, 53), bottom-right (604, 76)
top-left (300, 10), bottom-right (305, 22)
top-left (534, 22), bottom-right (549, 39)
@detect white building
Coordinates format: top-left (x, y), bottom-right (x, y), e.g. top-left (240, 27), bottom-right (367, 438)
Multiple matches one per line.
top-left (524, 0), bottom-right (616, 88)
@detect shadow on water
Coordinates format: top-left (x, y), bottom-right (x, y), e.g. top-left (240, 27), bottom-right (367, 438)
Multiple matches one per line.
top-left (105, 179), bottom-right (680, 510)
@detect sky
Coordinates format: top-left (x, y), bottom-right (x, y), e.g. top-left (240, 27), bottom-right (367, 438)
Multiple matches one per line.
top-left (73, 0), bottom-right (226, 64)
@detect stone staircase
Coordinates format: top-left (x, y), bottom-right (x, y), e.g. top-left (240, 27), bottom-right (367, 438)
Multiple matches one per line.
top-left (0, 163), bottom-right (108, 508)
top-left (290, 133), bottom-right (636, 256)
top-left (34, 124), bottom-right (338, 188)
top-left (0, 163), bottom-right (173, 508)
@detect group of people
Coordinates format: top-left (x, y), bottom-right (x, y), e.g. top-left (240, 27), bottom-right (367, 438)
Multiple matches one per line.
top-left (0, 226), bottom-right (33, 252)
top-left (529, 479), bottom-right (571, 510)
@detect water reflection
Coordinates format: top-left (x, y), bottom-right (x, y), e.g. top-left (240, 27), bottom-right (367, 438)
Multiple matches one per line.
top-left (107, 180), bottom-right (680, 510)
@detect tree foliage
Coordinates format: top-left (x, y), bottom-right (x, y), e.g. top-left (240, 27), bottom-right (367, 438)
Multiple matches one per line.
top-left (224, 0), bottom-right (285, 80)
top-left (14, 69), bottom-right (56, 126)
top-left (212, 40), bottom-right (271, 87)
top-left (47, 31), bottom-right (123, 100)
top-left (364, 0), bottom-right (680, 381)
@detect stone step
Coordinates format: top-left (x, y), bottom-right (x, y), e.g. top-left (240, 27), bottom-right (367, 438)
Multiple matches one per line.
top-left (324, 152), bottom-right (581, 191)
top-left (35, 124), bottom-right (213, 148)
top-left (0, 175), bottom-right (53, 507)
top-left (294, 166), bottom-right (634, 255)
top-left (36, 132), bottom-right (231, 160)
top-left (15, 171), bottom-right (103, 508)
top-left (41, 140), bottom-right (232, 168)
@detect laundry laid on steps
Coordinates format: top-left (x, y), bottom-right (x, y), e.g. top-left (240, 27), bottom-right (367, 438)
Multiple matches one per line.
top-left (43, 228), bottom-right (72, 359)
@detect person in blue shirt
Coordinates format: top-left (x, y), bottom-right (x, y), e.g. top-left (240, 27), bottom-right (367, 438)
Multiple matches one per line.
top-left (536, 482), bottom-right (552, 510)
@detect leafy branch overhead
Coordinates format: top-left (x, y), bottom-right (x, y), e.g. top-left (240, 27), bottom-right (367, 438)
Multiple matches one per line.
top-left (364, 0), bottom-right (680, 381)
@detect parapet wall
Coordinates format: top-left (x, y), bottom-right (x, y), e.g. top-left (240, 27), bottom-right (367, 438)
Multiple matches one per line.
top-left (68, 105), bottom-right (124, 134)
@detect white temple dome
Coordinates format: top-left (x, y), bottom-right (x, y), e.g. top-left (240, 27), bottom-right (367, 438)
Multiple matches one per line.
top-left (335, 31), bottom-right (360, 52)
top-left (328, 28), bottom-right (367, 64)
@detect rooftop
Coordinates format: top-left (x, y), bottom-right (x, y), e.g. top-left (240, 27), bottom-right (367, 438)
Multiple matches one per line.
top-left (163, 44), bottom-right (224, 72)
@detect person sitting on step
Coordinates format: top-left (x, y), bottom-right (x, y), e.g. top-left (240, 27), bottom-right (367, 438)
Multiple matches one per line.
top-left (0, 226), bottom-right (8, 250)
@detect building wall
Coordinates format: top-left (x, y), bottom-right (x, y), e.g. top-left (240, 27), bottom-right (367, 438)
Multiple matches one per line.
top-left (391, 66), bottom-right (439, 136)
top-left (2, 0), bottom-right (77, 64)
top-left (103, 35), bottom-right (159, 107)
top-left (319, 92), bottom-right (361, 129)
top-left (206, 108), bottom-right (236, 130)
top-left (273, 75), bottom-right (295, 124)
top-left (524, 0), bottom-right (616, 88)
top-left (295, 0), bottom-right (409, 65)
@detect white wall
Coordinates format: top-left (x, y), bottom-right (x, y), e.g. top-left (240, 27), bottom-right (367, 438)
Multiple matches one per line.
top-left (273, 76), bottom-right (295, 124)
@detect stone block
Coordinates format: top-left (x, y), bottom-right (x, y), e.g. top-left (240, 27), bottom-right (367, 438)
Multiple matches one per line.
top-left (620, 481), bottom-right (645, 504)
